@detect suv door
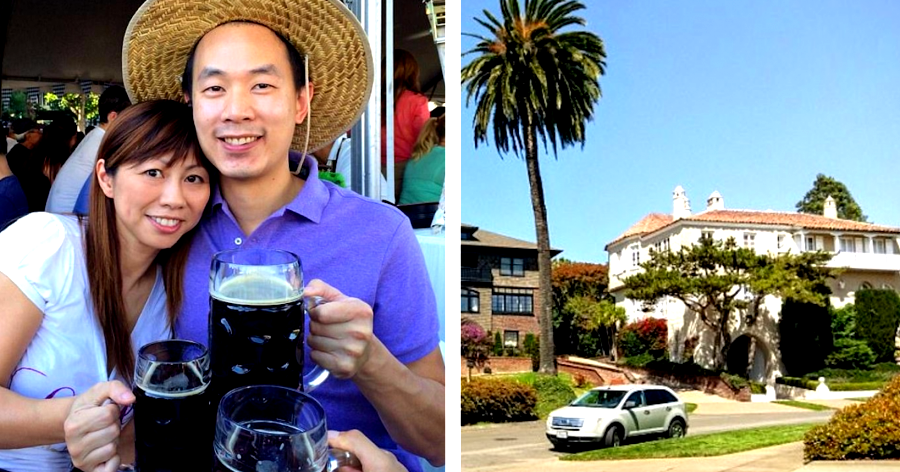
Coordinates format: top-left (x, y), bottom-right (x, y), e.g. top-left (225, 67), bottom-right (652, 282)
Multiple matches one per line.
top-left (620, 390), bottom-right (651, 436)
top-left (643, 389), bottom-right (672, 432)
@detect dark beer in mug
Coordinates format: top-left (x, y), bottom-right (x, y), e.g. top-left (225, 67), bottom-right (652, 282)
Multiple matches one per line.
top-left (133, 375), bottom-right (212, 471)
top-left (209, 273), bottom-right (305, 410)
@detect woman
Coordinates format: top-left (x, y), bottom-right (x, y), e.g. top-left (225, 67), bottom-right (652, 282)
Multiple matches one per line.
top-left (399, 114), bottom-right (445, 205)
top-left (381, 49), bottom-right (430, 201)
top-left (0, 100), bottom-right (213, 471)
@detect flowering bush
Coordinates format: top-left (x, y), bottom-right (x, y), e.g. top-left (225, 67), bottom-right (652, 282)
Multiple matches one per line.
top-left (461, 321), bottom-right (492, 370)
top-left (617, 317), bottom-right (668, 360)
top-left (804, 375), bottom-right (900, 460)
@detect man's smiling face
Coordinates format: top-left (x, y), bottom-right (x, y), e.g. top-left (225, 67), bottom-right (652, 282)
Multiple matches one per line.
top-left (188, 22), bottom-right (309, 182)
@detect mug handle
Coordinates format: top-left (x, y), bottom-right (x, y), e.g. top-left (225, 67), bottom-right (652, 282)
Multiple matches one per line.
top-left (303, 296), bottom-right (330, 392)
top-left (328, 448), bottom-right (362, 471)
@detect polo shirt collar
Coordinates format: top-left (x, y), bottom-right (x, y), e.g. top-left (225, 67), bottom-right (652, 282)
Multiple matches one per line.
top-left (210, 153), bottom-right (328, 225)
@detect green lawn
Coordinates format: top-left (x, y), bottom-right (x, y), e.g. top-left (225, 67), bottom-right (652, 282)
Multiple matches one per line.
top-left (686, 403), bottom-right (698, 414)
top-left (772, 400), bottom-right (834, 411)
top-left (562, 423), bottom-right (817, 461)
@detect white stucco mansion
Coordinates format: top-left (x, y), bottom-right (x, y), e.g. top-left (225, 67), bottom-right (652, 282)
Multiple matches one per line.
top-left (606, 186), bottom-right (900, 381)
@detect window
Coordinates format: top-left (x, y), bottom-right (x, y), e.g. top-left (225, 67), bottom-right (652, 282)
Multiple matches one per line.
top-left (503, 330), bottom-right (519, 348)
top-left (874, 239), bottom-right (887, 254)
top-left (653, 238), bottom-right (670, 254)
top-left (629, 244), bottom-right (640, 267)
top-left (743, 232), bottom-right (755, 250)
top-left (701, 231), bottom-right (714, 241)
top-left (624, 391), bottom-right (645, 408)
top-left (805, 236), bottom-right (816, 251)
top-left (777, 234), bottom-right (786, 250)
top-left (645, 389), bottom-right (678, 405)
top-left (840, 237), bottom-right (857, 253)
top-left (500, 257), bottom-right (524, 277)
top-left (860, 282), bottom-right (873, 290)
top-left (461, 288), bottom-right (479, 313)
top-left (491, 288), bottom-right (534, 315)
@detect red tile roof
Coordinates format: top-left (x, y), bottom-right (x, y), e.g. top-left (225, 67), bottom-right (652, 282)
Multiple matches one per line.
top-left (607, 210), bottom-right (900, 248)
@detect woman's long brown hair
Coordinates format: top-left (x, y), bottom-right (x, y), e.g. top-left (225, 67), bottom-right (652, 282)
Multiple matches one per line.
top-left (381, 49), bottom-right (422, 125)
top-left (85, 100), bottom-right (214, 383)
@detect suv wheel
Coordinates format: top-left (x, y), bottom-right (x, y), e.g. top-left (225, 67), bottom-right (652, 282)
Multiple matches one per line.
top-left (667, 418), bottom-right (686, 439)
top-left (603, 425), bottom-right (623, 448)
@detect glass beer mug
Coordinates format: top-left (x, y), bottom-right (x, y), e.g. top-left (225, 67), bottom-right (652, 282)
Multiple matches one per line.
top-left (213, 385), bottom-right (359, 472)
top-left (208, 249), bottom-right (329, 410)
top-left (132, 340), bottom-right (212, 471)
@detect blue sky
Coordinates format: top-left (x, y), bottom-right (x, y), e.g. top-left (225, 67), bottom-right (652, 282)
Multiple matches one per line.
top-left (460, 0), bottom-right (900, 263)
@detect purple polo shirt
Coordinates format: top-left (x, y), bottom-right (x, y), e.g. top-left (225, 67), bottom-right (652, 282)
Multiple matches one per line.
top-left (177, 155), bottom-right (439, 472)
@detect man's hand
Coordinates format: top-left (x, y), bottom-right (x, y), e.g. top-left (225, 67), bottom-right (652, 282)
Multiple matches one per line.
top-left (304, 279), bottom-right (374, 379)
top-left (328, 430), bottom-right (408, 472)
top-left (64, 381), bottom-right (135, 472)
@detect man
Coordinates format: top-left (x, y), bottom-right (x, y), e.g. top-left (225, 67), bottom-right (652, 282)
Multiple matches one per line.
top-left (6, 118), bottom-right (43, 212)
top-left (65, 1), bottom-right (444, 471)
top-left (46, 86), bottom-right (131, 213)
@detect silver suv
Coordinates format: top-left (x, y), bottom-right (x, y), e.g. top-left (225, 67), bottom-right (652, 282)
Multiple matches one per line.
top-left (545, 384), bottom-right (688, 449)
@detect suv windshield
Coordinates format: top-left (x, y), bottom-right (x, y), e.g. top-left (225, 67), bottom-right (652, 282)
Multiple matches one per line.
top-left (571, 390), bottom-right (627, 408)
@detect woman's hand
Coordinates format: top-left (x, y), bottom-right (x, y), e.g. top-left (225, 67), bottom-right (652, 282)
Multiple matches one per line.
top-left (64, 381), bottom-right (135, 472)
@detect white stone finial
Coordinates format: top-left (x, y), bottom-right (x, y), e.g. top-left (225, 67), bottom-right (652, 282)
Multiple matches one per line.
top-left (823, 195), bottom-right (838, 219)
top-left (707, 191), bottom-right (724, 211)
top-left (673, 186), bottom-right (691, 220)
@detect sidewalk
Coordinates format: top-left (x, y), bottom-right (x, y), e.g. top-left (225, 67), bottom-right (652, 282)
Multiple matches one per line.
top-left (678, 390), bottom-right (861, 414)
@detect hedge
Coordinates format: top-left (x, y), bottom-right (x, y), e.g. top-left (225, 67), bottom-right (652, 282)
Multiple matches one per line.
top-left (855, 289), bottom-right (900, 363)
top-left (804, 375), bottom-right (900, 460)
top-left (776, 376), bottom-right (885, 392)
top-left (617, 317), bottom-right (668, 360)
top-left (461, 378), bottom-right (538, 425)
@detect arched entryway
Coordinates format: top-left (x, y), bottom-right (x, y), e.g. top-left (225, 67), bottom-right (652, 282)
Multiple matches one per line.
top-left (726, 335), bottom-right (769, 382)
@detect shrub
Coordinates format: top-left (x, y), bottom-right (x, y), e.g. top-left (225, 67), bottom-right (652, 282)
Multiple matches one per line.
top-left (621, 353), bottom-right (654, 368)
top-left (855, 289), bottom-right (900, 363)
top-left (523, 334), bottom-right (539, 372)
top-left (616, 317), bottom-right (668, 360)
top-left (461, 378), bottom-right (538, 425)
top-left (531, 375), bottom-right (577, 418)
top-left (776, 376), bottom-right (819, 390)
top-left (825, 339), bottom-right (876, 370)
top-left (720, 373), bottom-right (749, 390)
top-left (572, 373), bottom-right (592, 389)
top-left (462, 322), bottom-right (492, 371)
top-left (804, 375), bottom-right (900, 460)
top-left (493, 331), bottom-right (503, 356)
top-left (750, 381), bottom-right (767, 394)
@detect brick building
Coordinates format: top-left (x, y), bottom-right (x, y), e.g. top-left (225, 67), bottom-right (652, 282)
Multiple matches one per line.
top-left (461, 223), bottom-right (562, 349)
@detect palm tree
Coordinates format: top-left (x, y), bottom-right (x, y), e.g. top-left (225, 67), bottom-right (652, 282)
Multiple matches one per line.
top-left (462, 0), bottom-right (605, 375)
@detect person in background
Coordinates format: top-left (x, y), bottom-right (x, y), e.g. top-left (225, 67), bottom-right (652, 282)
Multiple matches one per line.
top-left (6, 126), bottom-right (18, 155)
top-left (398, 114), bottom-right (444, 205)
top-left (6, 118), bottom-right (42, 179)
top-left (0, 138), bottom-right (28, 229)
top-left (47, 85), bottom-right (132, 213)
top-left (312, 133), bottom-right (390, 201)
top-left (0, 100), bottom-right (213, 471)
top-left (381, 49), bottom-right (430, 201)
top-left (36, 117), bottom-right (78, 189)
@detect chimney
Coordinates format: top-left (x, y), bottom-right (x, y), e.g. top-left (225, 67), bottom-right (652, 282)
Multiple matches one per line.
top-left (706, 191), bottom-right (724, 211)
top-left (673, 185), bottom-right (691, 220)
top-left (823, 195), bottom-right (838, 219)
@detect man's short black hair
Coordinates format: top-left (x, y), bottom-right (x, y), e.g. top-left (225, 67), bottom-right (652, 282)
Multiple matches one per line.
top-left (99, 85), bottom-right (131, 124)
top-left (181, 21), bottom-right (308, 99)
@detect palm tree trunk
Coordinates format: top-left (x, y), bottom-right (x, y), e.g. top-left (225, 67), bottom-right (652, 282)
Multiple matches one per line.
top-left (524, 124), bottom-right (556, 376)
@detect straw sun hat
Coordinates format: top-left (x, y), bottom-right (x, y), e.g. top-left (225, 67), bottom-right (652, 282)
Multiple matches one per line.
top-left (123, 0), bottom-right (374, 152)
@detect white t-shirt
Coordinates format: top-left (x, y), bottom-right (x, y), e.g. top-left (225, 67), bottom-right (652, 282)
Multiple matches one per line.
top-left (331, 135), bottom-right (390, 201)
top-left (46, 127), bottom-right (105, 213)
top-left (0, 213), bottom-right (169, 472)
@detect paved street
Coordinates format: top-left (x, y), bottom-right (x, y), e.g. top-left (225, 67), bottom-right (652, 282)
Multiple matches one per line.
top-left (462, 410), bottom-right (834, 471)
